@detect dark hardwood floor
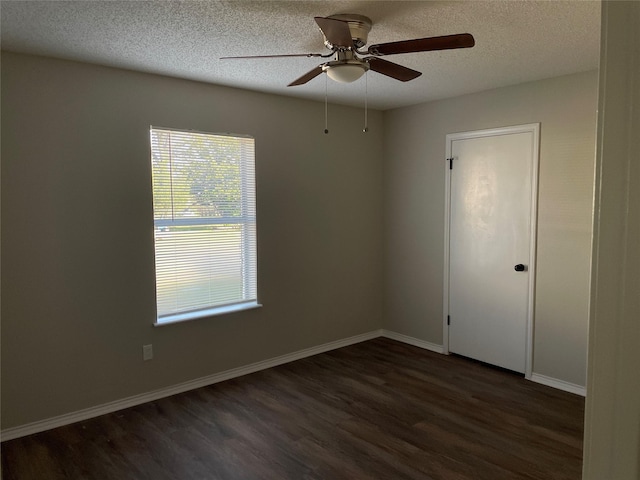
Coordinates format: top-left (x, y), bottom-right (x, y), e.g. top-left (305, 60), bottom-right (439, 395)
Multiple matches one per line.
top-left (1, 338), bottom-right (584, 480)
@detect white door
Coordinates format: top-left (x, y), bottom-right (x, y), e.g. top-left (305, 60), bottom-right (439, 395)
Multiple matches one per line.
top-left (444, 124), bottom-right (539, 375)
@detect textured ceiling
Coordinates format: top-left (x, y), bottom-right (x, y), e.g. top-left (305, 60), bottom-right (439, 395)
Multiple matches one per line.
top-left (1, 0), bottom-right (601, 110)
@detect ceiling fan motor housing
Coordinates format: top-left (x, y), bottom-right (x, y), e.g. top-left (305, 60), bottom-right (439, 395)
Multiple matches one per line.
top-left (323, 14), bottom-right (372, 49)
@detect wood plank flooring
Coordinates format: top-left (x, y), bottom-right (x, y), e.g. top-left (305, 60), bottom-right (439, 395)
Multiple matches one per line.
top-left (1, 338), bottom-right (585, 479)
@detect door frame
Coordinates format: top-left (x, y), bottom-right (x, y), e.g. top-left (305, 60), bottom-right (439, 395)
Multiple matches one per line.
top-left (443, 123), bottom-right (540, 379)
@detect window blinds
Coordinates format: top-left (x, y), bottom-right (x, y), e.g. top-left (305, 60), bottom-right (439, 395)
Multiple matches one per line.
top-left (150, 127), bottom-right (257, 321)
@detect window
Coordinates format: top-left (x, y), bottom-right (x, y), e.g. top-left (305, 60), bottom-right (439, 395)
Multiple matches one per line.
top-left (150, 127), bottom-right (258, 325)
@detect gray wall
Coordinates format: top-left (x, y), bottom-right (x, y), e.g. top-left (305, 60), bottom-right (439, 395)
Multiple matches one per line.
top-left (383, 71), bottom-right (598, 387)
top-left (1, 50), bottom-right (599, 431)
top-left (583, 1), bottom-right (640, 478)
top-left (1, 52), bottom-right (384, 429)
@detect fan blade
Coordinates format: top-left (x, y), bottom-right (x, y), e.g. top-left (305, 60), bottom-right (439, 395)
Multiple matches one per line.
top-left (314, 16), bottom-right (354, 48)
top-left (221, 53), bottom-right (324, 60)
top-left (288, 66), bottom-right (324, 86)
top-left (367, 33), bottom-right (475, 56)
top-left (366, 57), bottom-right (421, 82)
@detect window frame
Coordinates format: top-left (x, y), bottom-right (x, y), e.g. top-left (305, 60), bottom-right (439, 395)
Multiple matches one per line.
top-left (149, 126), bottom-right (261, 326)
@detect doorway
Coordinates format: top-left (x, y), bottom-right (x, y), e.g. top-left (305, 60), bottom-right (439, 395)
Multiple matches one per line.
top-left (443, 124), bottom-right (539, 376)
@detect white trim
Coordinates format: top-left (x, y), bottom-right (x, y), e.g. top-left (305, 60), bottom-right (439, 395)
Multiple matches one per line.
top-left (529, 373), bottom-right (586, 397)
top-left (524, 124), bottom-right (540, 380)
top-left (2, 329), bottom-right (583, 441)
top-left (154, 301), bottom-right (262, 326)
top-left (150, 125), bottom-right (254, 140)
top-left (443, 152), bottom-right (452, 355)
top-left (381, 330), bottom-right (445, 354)
top-left (0, 330), bottom-right (381, 442)
top-left (443, 123), bottom-right (540, 378)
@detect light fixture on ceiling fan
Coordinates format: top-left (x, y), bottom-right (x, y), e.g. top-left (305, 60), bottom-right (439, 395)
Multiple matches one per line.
top-left (323, 54), bottom-right (369, 83)
top-left (221, 14), bottom-right (475, 86)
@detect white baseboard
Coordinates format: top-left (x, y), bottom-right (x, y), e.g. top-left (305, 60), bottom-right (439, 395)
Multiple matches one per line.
top-left (529, 373), bottom-right (586, 397)
top-left (0, 330), bottom-right (382, 442)
top-left (381, 330), bottom-right (445, 354)
top-left (5, 330), bottom-right (579, 442)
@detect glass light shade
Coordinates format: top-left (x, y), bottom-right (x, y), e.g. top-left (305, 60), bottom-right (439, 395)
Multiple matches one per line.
top-left (326, 64), bottom-right (366, 83)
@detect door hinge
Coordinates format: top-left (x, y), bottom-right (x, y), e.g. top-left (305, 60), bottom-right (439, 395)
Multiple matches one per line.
top-left (447, 315), bottom-right (450, 326)
top-left (447, 157), bottom-right (454, 170)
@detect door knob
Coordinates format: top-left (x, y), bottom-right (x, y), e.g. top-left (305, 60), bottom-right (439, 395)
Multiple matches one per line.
top-left (514, 264), bottom-right (527, 272)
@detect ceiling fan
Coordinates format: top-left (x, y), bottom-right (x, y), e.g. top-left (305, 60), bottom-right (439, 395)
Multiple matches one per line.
top-left (222, 14), bottom-right (475, 86)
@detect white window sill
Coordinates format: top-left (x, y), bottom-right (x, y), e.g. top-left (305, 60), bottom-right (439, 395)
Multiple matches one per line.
top-left (154, 301), bottom-right (262, 327)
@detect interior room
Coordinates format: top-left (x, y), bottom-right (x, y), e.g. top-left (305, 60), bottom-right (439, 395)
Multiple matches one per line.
top-left (1, 1), bottom-right (638, 478)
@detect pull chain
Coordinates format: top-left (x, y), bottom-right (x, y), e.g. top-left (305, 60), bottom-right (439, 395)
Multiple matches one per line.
top-left (363, 71), bottom-right (368, 133)
top-left (324, 73), bottom-right (329, 134)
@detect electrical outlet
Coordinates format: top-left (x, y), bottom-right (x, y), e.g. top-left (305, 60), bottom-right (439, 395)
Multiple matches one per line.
top-left (143, 344), bottom-right (153, 361)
